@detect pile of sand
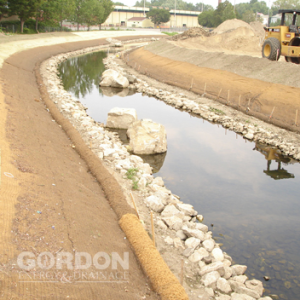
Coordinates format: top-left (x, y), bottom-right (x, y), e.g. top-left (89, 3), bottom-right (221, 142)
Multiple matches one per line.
top-left (213, 19), bottom-right (255, 35)
top-left (171, 19), bottom-right (264, 56)
top-left (249, 21), bottom-right (265, 39)
top-left (172, 26), bottom-right (210, 41)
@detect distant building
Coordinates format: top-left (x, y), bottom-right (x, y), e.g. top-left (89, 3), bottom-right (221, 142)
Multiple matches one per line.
top-left (257, 13), bottom-right (269, 25)
top-left (127, 17), bottom-right (154, 28)
top-left (104, 6), bottom-right (201, 28)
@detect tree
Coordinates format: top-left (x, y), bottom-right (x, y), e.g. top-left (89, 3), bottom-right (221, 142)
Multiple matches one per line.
top-left (52, 0), bottom-right (75, 29)
top-left (8, 0), bottom-right (43, 32)
top-left (273, 0), bottom-right (300, 10)
top-left (97, 0), bottom-right (114, 29)
top-left (194, 2), bottom-right (213, 12)
top-left (147, 8), bottom-right (170, 26)
top-left (242, 10), bottom-right (256, 23)
top-left (198, 9), bottom-right (215, 27)
top-left (0, 0), bottom-right (8, 21)
top-left (113, 1), bottom-right (124, 5)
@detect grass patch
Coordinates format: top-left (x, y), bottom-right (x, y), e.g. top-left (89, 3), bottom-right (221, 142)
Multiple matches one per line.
top-left (209, 107), bottom-right (225, 115)
top-left (125, 168), bottom-right (139, 190)
top-left (162, 31), bottom-right (178, 36)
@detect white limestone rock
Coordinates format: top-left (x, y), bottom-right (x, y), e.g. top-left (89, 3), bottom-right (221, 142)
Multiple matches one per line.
top-left (185, 237), bottom-right (201, 249)
top-left (164, 236), bottom-right (173, 245)
top-left (231, 293), bottom-right (255, 300)
top-left (203, 239), bottom-right (215, 252)
top-left (106, 107), bottom-right (137, 129)
top-left (217, 278), bottom-right (232, 294)
top-left (145, 195), bottom-right (165, 213)
top-left (173, 237), bottom-right (185, 249)
top-left (176, 203), bottom-right (197, 216)
top-left (182, 224), bottom-right (205, 241)
top-left (212, 248), bottom-right (225, 261)
top-left (127, 119), bottom-right (167, 155)
top-left (232, 265), bottom-right (247, 276)
top-left (199, 261), bottom-right (225, 276)
top-left (245, 279), bottom-right (264, 297)
top-left (201, 271), bottom-right (220, 287)
top-left (100, 69), bottom-right (129, 88)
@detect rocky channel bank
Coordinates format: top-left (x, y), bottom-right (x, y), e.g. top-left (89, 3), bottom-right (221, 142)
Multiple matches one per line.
top-left (40, 39), bottom-right (283, 300)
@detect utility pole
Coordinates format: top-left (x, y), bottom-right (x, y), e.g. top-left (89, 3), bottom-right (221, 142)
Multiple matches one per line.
top-left (175, 0), bottom-right (177, 27)
top-left (144, 0), bottom-right (145, 17)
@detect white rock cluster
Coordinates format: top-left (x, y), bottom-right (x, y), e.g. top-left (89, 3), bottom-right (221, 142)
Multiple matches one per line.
top-left (40, 43), bottom-right (274, 300)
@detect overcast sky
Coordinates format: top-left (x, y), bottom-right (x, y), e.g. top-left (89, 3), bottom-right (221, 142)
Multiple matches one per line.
top-left (121, 0), bottom-right (274, 9)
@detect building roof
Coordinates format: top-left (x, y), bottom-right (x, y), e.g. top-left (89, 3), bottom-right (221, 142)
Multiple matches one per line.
top-left (128, 17), bottom-right (147, 21)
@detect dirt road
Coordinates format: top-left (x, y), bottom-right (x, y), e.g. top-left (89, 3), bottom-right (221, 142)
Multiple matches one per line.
top-left (0, 35), bottom-right (163, 299)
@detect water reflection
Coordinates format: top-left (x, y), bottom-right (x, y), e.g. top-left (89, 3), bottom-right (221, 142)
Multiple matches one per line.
top-left (254, 143), bottom-right (295, 180)
top-left (101, 87), bottom-right (135, 97)
top-left (58, 51), bottom-right (106, 98)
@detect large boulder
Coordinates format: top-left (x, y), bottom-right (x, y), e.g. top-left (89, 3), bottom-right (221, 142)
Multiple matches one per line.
top-left (127, 119), bottom-right (167, 155)
top-left (99, 69), bottom-right (129, 88)
top-left (106, 108), bottom-right (137, 129)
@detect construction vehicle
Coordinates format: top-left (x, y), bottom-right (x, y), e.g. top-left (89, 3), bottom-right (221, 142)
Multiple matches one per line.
top-left (262, 9), bottom-right (300, 63)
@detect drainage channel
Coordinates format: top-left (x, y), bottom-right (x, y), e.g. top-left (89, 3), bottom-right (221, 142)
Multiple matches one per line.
top-left (58, 50), bottom-right (300, 299)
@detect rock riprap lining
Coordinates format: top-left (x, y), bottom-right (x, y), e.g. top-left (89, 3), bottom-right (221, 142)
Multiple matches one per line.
top-left (40, 44), bottom-right (273, 300)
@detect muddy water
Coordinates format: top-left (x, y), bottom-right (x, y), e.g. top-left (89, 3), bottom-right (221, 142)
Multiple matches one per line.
top-left (58, 51), bottom-right (300, 299)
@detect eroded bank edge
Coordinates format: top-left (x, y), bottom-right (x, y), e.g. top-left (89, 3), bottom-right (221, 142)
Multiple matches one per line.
top-left (39, 41), bottom-right (275, 299)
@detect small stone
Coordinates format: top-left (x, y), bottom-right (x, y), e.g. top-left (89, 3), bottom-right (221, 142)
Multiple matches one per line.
top-left (199, 261), bottom-right (225, 276)
top-left (173, 237), bottom-right (185, 249)
top-left (231, 264), bottom-right (247, 276)
top-left (176, 230), bottom-right (187, 240)
top-left (164, 236), bottom-right (173, 245)
top-left (203, 239), bottom-right (215, 252)
top-left (232, 275), bottom-right (248, 284)
top-left (217, 277), bottom-right (232, 294)
top-left (204, 287), bottom-right (214, 297)
top-left (231, 293), bottom-right (256, 300)
top-left (196, 214), bottom-right (204, 222)
top-left (185, 237), bottom-right (201, 249)
top-left (182, 248), bottom-right (194, 257)
top-left (145, 195), bottom-right (165, 213)
top-left (245, 279), bottom-right (264, 296)
top-left (176, 203), bottom-right (197, 216)
top-left (189, 251), bottom-right (202, 263)
top-left (202, 271), bottom-right (220, 287)
top-left (223, 266), bottom-right (233, 279)
top-left (212, 248), bottom-right (224, 261)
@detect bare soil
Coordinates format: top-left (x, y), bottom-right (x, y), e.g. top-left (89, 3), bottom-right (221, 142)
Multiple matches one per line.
top-left (0, 36), bottom-right (163, 299)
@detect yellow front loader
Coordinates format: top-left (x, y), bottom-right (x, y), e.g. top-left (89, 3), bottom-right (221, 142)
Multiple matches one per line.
top-left (262, 9), bottom-right (300, 63)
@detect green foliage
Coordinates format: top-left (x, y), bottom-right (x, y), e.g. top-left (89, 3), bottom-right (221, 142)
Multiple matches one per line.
top-left (235, 0), bottom-right (269, 20)
top-left (58, 51), bottom-right (107, 98)
top-left (198, 1), bottom-right (236, 27)
top-left (125, 168), bottom-right (139, 190)
top-left (0, 0), bottom-right (8, 21)
top-left (209, 107), bottom-right (225, 115)
top-left (198, 9), bottom-right (215, 27)
top-left (8, 0), bottom-right (43, 32)
top-left (242, 10), bottom-right (256, 23)
top-left (162, 31), bottom-right (178, 36)
top-left (147, 8), bottom-right (170, 26)
top-left (113, 1), bottom-right (124, 5)
top-left (52, 0), bottom-right (76, 28)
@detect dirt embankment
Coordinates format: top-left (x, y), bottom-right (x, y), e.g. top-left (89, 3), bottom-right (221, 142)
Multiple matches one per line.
top-left (0, 35), bottom-right (173, 300)
top-left (127, 39), bottom-right (300, 133)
